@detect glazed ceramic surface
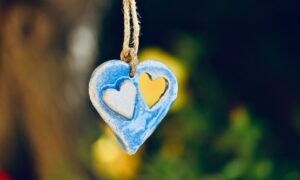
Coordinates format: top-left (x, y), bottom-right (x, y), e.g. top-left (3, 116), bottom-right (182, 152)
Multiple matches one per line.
top-left (89, 60), bottom-right (178, 154)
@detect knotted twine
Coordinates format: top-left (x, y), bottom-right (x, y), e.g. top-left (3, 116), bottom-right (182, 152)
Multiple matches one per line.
top-left (120, 0), bottom-right (140, 77)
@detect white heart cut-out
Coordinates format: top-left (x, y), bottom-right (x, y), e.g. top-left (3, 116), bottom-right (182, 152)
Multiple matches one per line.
top-left (102, 80), bottom-right (136, 119)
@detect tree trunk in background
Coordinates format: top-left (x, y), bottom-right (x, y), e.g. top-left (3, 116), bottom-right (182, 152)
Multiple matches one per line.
top-left (0, 1), bottom-right (106, 179)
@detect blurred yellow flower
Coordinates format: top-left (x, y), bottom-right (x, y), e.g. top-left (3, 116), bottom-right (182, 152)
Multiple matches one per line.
top-left (91, 127), bottom-right (141, 179)
top-left (139, 48), bottom-right (188, 112)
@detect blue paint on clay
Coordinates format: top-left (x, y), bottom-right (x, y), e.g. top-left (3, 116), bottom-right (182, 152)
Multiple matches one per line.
top-left (89, 60), bottom-right (178, 154)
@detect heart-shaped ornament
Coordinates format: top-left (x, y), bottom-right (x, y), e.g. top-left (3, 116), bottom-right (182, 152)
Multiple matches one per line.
top-left (89, 60), bottom-right (178, 154)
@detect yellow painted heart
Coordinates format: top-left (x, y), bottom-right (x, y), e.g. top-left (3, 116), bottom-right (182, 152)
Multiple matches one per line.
top-left (138, 73), bottom-right (166, 108)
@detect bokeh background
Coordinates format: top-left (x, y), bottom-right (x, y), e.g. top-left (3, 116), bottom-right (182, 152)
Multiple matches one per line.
top-left (1, 0), bottom-right (300, 179)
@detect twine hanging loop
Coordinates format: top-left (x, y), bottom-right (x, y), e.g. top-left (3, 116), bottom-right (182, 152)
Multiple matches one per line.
top-left (120, 0), bottom-right (140, 77)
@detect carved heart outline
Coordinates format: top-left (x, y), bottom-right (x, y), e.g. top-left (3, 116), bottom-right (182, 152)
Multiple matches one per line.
top-left (138, 73), bottom-right (168, 109)
top-left (89, 60), bottom-right (178, 154)
top-left (102, 80), bottom-right (137, 119)
top-left (101, 78), bottom-right (138, 120)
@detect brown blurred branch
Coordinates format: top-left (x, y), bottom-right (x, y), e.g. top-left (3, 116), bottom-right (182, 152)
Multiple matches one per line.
top-left (0, 0), bottom-right (106, 179)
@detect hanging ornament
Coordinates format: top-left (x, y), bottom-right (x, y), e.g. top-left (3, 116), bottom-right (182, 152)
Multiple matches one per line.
top-left (89, 0), bottom-right (178, 155)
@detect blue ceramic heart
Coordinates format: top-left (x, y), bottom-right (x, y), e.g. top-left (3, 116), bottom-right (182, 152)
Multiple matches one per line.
top-left (89, 60), bottom-right (178, 154)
